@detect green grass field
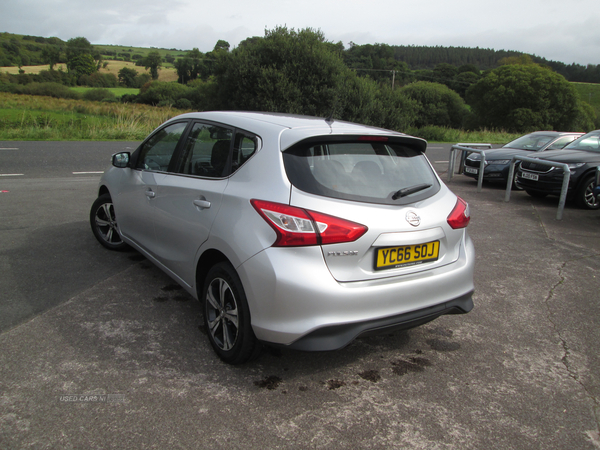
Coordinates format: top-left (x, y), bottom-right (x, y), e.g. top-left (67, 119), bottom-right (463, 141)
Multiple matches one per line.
top-left (1, 60), bottom-right (179, 83)
top-left (0, 92), bottom-right (178, 140)
top-left (70, 87), bottom-right (140, 97)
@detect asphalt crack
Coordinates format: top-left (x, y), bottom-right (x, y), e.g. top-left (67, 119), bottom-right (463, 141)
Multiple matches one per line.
top-left (544, 257), bottom-right (600, 446)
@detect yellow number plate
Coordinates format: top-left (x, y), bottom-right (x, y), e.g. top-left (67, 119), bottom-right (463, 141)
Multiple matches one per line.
top-left (375, 241), bottom-right (440, 270)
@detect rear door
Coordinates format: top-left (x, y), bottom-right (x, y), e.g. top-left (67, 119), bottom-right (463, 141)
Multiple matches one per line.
top-left (151, 122), bottom-right (260, 286)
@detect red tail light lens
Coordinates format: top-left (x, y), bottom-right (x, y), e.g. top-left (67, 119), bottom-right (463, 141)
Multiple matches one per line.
top-left (251, 199), bottom-right (368, 247)
top-left (447, 197), bottom-right (470, 229)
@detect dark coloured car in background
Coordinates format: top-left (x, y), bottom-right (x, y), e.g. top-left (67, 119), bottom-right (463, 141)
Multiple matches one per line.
top-left (516, 130), bottom-right (600, 209)
top-left (463, 131), bottom-right (583, 184)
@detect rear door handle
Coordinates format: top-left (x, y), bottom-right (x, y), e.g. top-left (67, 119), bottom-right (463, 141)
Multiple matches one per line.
top-left (145, 189), bottom-right (156, 199)
top-left (193, 199), bottom-right (211, 209)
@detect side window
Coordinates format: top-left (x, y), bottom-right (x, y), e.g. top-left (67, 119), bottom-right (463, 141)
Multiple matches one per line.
top-left (232, 132), bottom-right (259, 173)
top-left (178, 123), bottom-right (233, 178)
top-left (136, 122), bottom-right (188, 172)
top-left (547, 136), bottom-right (578, 150)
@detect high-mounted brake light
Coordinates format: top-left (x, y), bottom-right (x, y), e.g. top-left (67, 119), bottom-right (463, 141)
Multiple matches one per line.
top-left (251, 199), bottom-right (368, 247)
top-left (447, 197), bottom-right (470, 229)
top-left (358, 136), bottom-right (389, 142)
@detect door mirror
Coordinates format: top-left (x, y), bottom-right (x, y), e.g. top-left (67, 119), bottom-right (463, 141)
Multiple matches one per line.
top-left (112, 152), bottom-right (130, 168)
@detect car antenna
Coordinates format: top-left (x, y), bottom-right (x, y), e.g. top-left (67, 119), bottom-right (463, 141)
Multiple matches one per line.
top-left (325, 100), bottom-right (338, 125)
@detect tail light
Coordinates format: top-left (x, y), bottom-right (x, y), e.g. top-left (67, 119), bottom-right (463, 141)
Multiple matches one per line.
top-left (447, 197), bottom-right (470, 229)
top-left (251, 199), bottom-right (368, 247)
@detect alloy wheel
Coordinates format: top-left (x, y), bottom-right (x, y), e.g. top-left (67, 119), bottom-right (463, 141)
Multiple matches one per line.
top-left (205, 277), bottom-right (239, 351)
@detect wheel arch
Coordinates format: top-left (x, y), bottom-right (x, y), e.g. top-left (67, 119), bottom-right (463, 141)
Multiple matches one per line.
top-left (97, 184), bottom-right (111, 198)
top-left (574, 169), bottom-right (598, 192)
top-left (195, 249), bottom-right (230, 300)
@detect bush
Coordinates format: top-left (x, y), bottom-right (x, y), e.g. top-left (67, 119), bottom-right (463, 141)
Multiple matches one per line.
top-left (78, 72), bottom-right (118, 88)
top-left (174, 98), bottom-right (192, 110)
top-left (133, 73), bottom-right (152, 88)
top-left (13, 82), bottom-right (81, 100)
top-left (120, 93), bottom-right (139, 104)
top-left (37, 69), bottom-right (72, 85)
top-left (466, 64), bottom-right (583, 132)
top-left (400, 81), bottom-right (468, 128)
top-left (83, 88), bottom-right (116, 102)
top-left (137, 81), bottom-right (190, 106)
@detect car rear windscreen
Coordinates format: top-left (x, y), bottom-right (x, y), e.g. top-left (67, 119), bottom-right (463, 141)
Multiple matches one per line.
top-left (283, 138), bottom-right (440, 205)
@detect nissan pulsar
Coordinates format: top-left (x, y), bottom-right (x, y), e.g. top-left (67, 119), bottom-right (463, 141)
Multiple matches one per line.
top-left (90, 112), bottom-right (475, 364)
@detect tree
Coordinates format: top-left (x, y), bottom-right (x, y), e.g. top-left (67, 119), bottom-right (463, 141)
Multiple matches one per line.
top-left (68, 53), bottom-right (97, 77)
top-left (497, 54), bottom-right (536, 66)
top-left (452, 71), bottom-right (480, 98)
top-left (401, 81), bottom-right (468, 128)
top-left (118, 67), bottom-right (138, 87)
top-left (213, 27), bottom-right (417, 130)
top-left (213, 40), bottom-right (230, 52)
top-left (466, 64), bottom-right (586, 132)
top-left (144, 51), bottom-right (163, 80)
top-left (66, 37), bottom-right (93, 61)
top-left (432, 63), bottom-right (458, 85)
top-left (342, 43), bottom-right (411, 87)
top-left (214, 27), bottom-right (347, 116)
top-left (66, 37), bottom-right (97, 77)
top-left (174, 48), bottom-right (204, 84)
top-left (41, 45), bottom-right (61, 70)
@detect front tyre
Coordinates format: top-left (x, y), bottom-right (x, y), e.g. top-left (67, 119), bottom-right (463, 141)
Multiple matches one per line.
top-left (90, 193), bottom-right (128, 250)
top-left (576, 175), bottom-right (600, 210)
top-left (203, 262), bottom-right (261, 364)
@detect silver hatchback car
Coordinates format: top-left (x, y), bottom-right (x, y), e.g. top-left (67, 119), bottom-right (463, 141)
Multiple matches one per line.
top-left (91, 112), bottom-right (475, 364)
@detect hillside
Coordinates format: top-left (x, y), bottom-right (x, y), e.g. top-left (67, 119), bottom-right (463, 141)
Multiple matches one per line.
top-left (1, 31), bottom-right (599, 84)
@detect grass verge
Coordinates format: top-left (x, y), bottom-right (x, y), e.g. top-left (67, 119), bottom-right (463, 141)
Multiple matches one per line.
top-left (0, 92), bottom-right (180, 140)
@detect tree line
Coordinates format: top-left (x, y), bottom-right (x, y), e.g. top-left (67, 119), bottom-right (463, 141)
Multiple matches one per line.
top-left (2, 31), bottom-right (599, 83)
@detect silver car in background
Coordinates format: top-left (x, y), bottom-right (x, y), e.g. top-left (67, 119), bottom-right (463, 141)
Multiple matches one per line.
top-left (91, 112), bottom-right (475, 364)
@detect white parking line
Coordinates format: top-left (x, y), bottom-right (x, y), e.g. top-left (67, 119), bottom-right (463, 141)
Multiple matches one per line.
top-left (0, 148), bottom-right (19, 151)
top-left (72, 171), bottom-right (104, 175)
top-left (0, 174), bottom-right (24, 177)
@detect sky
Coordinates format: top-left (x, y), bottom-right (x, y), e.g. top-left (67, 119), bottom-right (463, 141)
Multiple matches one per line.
top-left (1, 0), bottom-right (599, 66)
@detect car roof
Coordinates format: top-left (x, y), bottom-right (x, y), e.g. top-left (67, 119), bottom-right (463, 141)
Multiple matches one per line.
top-left (168, 111), bottom-right (427, 152)
top-left (524, 131), bottom-right (584, 136)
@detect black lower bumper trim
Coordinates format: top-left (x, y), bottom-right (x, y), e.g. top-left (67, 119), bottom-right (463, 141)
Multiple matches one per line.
top-left (263, 292), bottom-right (474, 352)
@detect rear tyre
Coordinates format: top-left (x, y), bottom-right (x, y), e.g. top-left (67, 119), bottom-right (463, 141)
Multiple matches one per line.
top-left (576, 175), bottom-right (600, 210)
top-left (525, 190), bottom-right (548, 199)
top-left (90, 193), bottom-right (128, 250)
top-left (203, 262), bottom-right (261, 364)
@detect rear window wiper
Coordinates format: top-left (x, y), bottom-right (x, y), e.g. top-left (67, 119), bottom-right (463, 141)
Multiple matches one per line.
top-left (392, 183), bottom-right (432, 200)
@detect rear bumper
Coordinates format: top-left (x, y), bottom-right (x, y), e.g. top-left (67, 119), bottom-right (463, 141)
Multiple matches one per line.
top-left (268, 291), bottom-right (473, 351)
top-left (237, 233), bottom-right (475, 350)
top-left (463, 163), bottom-right (509, 181)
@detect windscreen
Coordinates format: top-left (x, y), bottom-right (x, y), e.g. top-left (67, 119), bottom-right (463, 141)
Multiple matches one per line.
top-left (564, 132), bottom-right (600, 152)
top-left (504, 134), bottom-right (554, 151)
top-left (283, 138), bottom-right (439, 205)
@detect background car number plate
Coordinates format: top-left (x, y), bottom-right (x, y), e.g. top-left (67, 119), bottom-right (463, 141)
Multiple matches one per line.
top-left (521, 172), bottom-right (539, 181)
top-left (464, 166), bottom-right (478, 174)
top-left (375, 241), bottom-right (440, 270)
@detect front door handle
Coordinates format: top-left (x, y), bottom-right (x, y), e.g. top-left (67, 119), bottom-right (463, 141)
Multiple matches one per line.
top-left (145, 189), bottom-right (156, 199)
top-left (193, 199), bottom-right (211, 209)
